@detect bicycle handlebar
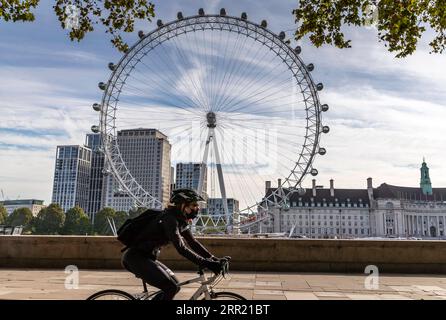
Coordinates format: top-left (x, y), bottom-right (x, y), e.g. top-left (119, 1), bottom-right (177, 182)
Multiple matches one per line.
top-left (199, 256), bottom-right (232, 276)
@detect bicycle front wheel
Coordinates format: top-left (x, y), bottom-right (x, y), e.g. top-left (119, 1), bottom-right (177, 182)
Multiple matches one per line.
top-left (206, 292), bottom-right (247, 300)
top-left (87, 289), bottom-right (135, 300)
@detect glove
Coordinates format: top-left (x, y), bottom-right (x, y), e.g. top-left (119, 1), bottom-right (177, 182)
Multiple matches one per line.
top-left (203, 259), bottom-right (222, 275)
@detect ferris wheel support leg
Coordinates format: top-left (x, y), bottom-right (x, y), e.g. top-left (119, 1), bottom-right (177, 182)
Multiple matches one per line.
top-left (211, 129), bottom-right (231, 234)
top-left (197, 129), bottom-right (212, 198)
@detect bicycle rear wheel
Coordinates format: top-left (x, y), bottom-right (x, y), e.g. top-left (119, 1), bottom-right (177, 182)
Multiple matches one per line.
top-left (87, 289), bottom-right (135, 300)
top-left (206, 291), bottom-right (247, 300)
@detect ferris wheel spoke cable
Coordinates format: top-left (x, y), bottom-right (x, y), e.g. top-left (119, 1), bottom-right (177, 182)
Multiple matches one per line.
top-left (215, 129), bottom-right (261, 215)
top-left (130, 57), bottom-right (201, 108)
top-left (184, 29), bottom-right (213, 111)
top-left (220, 100), bottom-right (309, 119)
top-left (134, 57), bottom-right (205, 111)
top-left (207, 29), bottom-right (242, 111)
top-left (200, 30), bottom-right (215, 111)
top-left (215, 49), bottom-right (287, 113)
top-left (216, 50), bottom-right (293, 113)
top-left (213, 30), bottom-right (250, 112)
top-left (222, 75), bottom-right (298, 115)
top-left (213, 34), bottom-right (274, 113)
top-left (169, 35), bottom-right (211, 112)
top-left (128, 67), bottom-right (202, 112)
top-left (220, 120), bottom-right (310, 140)
top-left (208, 27), bottom-right (234, 111)
top-left (150, 38), bottom-right (208, 108)
top-left (217, 122), bottom-right (304, 167)
top-left (118, 84), bottom-right (204, 118)
top-left (167, 34), bottom-right (211, 112)
top-left (212, 32), bottom-right (249, 112)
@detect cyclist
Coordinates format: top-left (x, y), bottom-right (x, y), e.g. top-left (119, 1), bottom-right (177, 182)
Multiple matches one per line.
top-left (121, 188), bottom-right (225, 300)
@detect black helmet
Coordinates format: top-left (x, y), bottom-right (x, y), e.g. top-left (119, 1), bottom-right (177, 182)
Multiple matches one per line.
top-left (170, 188), bottom-right (205, 204)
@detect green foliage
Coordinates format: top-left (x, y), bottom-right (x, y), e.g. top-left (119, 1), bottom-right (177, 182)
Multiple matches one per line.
top-left (0, 0), bottom-right (155, 52)
top-left (62, 206), bottom-right (92, 235)
top-left (6, 207), bottom-right (33, 231)
top-left (34, 203), bottom-right (65, 235)
top-left (114, 210), bottom-right (129, 230)
top-left (0, 0), bottom-right (39, 22)
top-left (94, 207), bottom-right (116, 235)
top-left (293, 0), bottom-right (446, 58)
top-left (0, 206), bottom-right (8, 225)
top-left (53, 0), bottom-right (155, 52)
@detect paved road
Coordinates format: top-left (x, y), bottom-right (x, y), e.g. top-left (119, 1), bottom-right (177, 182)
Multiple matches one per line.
top-left (1, 269), bottom-right (446, 300)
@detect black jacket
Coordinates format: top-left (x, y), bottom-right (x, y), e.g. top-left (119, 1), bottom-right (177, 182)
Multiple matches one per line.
top-left (133, 207), bottom-right (212, 265)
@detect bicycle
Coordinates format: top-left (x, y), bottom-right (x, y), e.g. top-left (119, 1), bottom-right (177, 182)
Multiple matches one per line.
top-left (87, 257), bottom-right (246, 300)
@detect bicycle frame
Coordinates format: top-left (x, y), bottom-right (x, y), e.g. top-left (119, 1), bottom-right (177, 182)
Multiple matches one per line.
top-left (139, 271), bottom-right (221, 300)
top-left (178, 271), bottom-right (219, 300)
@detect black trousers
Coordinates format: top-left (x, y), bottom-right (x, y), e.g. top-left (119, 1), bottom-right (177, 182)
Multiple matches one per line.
top-left (122, 247), bottom-right (180, 300)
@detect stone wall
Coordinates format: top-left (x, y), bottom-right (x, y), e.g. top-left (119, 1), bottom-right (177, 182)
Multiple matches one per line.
top-left (1, 236), bottom-right (445, 273)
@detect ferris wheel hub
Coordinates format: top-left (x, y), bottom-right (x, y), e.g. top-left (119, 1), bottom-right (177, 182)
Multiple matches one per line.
top-left (206, 112), bottom-right (217, 128)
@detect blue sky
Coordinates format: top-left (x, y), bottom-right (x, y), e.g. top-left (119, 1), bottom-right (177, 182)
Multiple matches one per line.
top-left (0, 0), bottom-right (445, 206)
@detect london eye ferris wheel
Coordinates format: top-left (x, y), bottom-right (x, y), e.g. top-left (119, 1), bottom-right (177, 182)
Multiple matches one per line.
top-left (91, 8), bottom-right (330, 233)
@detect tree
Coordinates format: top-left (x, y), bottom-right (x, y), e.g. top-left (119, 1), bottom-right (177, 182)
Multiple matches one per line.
top-left (94, 207), bottom-right (116, 235)
top-left (293, 0), bottom-right (446, 58)
top-left (62, 206), bottom-right (92, 235)
top-left (114, 210), bottom-right (129, 230)
top-left (7, 207), bottom-right (33, 231)
top-left (1, 0), bottom-right (155, 52)
top-left (34, 203), bottom-right (65, 235)
top-left (0, 206), bottom-right (8, 225)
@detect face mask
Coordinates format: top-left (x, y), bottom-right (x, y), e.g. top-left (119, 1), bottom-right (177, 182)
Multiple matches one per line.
top-left (188, 208), bottom-right (199, 220)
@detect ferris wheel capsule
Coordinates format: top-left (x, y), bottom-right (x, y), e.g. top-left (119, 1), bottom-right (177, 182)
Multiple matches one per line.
top-left (318, 147), bottom-right (327, 155)
top-left (108, 62), bottom-right (116, 71)
top-left (177, 12), bottom-right (184, 20)
top-left (220, 8), bottom-right (226, 16)
top-left (321, 104), bottom-right (329, 112)
top-left (307, 63), bottom-right (314, 72)
top-left (241, 12), bottom-right (247, 20)
top-left (138, 30), bottom-right (145, 39)
top-left (157, 19), bottom-right (163, 27)
top-left (310, 169), bottom-right (319, 176)
top-left (322, 126), bottom-right (330, 133)
top-left (92, 103), bottom-right (101, 112)
top-left (316, 83), bottom-right (324, 91)
top-left (198, 8), bottom-right (205, 16)
top-left (91, 125), bottom-right (99, 133)
top-left (260, 20), bottom-right (267, 28)
top-left (294, 46), bottom-right (302, 54)
top-left (98, 82), bottom-right (106, 90)
top-left (279, 31), bottom-right (286, 40)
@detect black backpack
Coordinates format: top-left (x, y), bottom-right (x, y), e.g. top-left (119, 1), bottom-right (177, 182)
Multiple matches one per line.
top-left (117, 209), bottom-right (164, 250)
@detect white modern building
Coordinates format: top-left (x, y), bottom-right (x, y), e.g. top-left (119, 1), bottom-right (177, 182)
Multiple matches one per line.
top-left (257, 160), bottom-right (446, 239)
top-left (102, 128), bottom-right (172, 211)
top-left (0, 199), bottom-right (46, 217)
top-left (51, 145), bottom-right (92, 213)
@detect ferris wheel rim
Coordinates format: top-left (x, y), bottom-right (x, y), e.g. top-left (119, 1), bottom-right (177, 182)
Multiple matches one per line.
top-left (98, 12), bottom-right (324, 218)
